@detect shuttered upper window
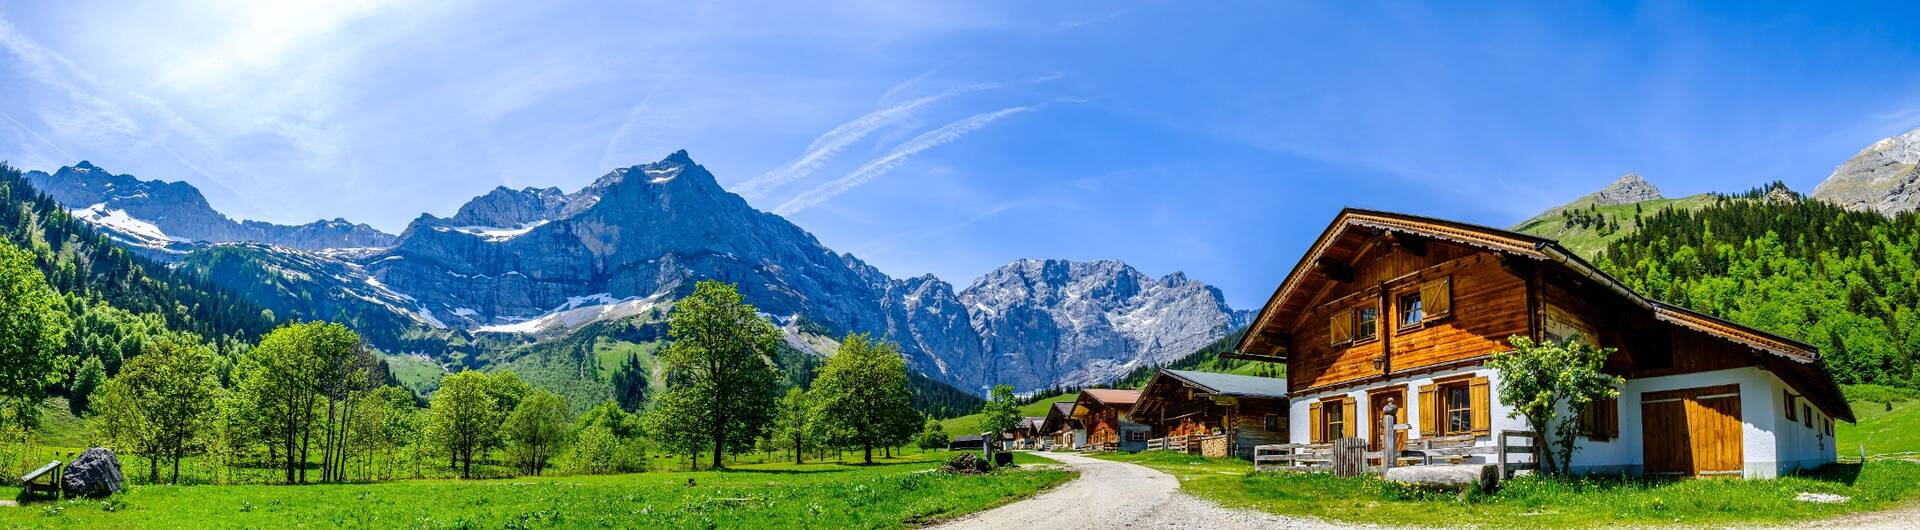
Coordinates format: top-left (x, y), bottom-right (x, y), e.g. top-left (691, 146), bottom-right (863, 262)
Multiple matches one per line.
top-left (1396, 276), bottom-right (1452, 333)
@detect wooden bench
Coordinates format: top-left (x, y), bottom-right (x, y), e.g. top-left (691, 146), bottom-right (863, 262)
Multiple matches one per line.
top-left (18, 460), bottom-right (62, 501)
top-left (1254, 442), bottom-right (1335, 471)
top-left (1401, 434), bottom-right (1482, 465)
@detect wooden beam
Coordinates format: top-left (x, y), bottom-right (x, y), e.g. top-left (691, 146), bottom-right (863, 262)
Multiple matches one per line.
top-left (1314, 258), bottom-right (1354, 283)
top-left (1385, 231), bottom-right (1426, 257)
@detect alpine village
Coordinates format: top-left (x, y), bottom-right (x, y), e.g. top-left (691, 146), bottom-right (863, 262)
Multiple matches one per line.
top-left (8, 4), bottom-right (1920, 530)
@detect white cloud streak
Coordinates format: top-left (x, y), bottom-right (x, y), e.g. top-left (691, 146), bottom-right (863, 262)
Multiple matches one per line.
top-left (774, 105), bottom-right (1037, 215)
top-left (0, 109), bottom-right (75, 161)
top-left (735, 81), bottom-right (1003, 198)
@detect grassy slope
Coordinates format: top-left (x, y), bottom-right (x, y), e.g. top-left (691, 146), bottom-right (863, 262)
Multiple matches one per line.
top-left (1838, 400), bottom-right (1920, 458)
top-left (3, 452), bottom-right (1072, 529)
top-left (384, 354), bottom-right (448, 396)
top-left (1510, 193), bottom-right (1715, 257)
top-left (1094, 451), bottom-right (1920, 528)
top-left (940, 393), bottom-right (1079, 437)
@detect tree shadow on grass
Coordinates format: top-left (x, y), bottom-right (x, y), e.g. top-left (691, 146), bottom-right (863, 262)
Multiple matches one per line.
top-left (723, 460), bottom-right (927, 474)
top-left (1799, 462), bottom-right (1862, 486)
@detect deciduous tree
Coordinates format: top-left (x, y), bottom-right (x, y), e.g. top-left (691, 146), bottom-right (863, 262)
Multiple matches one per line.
top-left (649, 281), bottom-right (783, 469)
top-left (1491, 335), bottom-right (1624, 475)
top-left (809, 334), bottom-right (917, 463)
top-left (427, 370), bottom-right (500, 479)
top-left (0, 241), bottom-right (69, 430)
top-left (504, 390), bottom-right (572, 475)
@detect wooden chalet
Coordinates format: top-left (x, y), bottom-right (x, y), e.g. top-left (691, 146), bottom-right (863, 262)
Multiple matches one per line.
top-left (1132, 369), bottom-right (1289, 459)
top-left (1040, 401), bottom-right (1083, 449)
top-left (1232, 208), bottom-right (1852, 479)
top-left (1011, 416), bottom-right (1046, 449)
top-left (1073, 389), bottom-right (1149, 452)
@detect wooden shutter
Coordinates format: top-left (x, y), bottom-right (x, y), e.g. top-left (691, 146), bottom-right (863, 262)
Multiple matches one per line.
top-left (1420, 277), bottom-right (1452, 320)
top-left (1417, 384), bottom-right (1438, 436)
top-left (1582, 396), bottom-right (1619, 441)
top-left (1468, 376), bottom-right (1490, 435)
top-left (1329, 310), bottom-right (1353, 345)
top-left (1341, 397), bottom-right (1357, 439)
top-left (1309, 401), bottom-right (1323, 443)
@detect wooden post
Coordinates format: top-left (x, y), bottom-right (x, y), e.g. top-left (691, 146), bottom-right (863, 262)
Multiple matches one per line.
top-left (1333, 438), bottom-right (1366, 477)
top-left (1380, 398), bottom-right (1400, 474)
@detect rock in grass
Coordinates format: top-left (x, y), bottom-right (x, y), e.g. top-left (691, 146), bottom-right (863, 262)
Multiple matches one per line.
top-left (62, 448), bottom-right (125, 498)
top-left (1795, 492), bottom-right (1849, 504)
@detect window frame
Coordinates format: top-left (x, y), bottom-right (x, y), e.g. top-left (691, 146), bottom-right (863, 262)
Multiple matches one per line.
top-left (1396, 291), bottom-right (1425, 332)
top-left (1439, 381), bottom-right (1473, 436)
top-left (1352, 306), bottom-right (1379, 345)
top-left (1322, 400), bottom-right (1346, 441)
top-left (1264, 414), bottom-right (1281, 432)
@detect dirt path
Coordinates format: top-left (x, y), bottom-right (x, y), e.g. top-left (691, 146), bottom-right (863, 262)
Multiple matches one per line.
top-left (929, 452), bottom-right (1358, 530)
top-left (1788, 499), bottom-right (1920, 529)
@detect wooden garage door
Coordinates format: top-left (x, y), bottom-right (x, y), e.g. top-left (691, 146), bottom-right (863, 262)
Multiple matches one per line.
top-left (1641, 385), bottom-right (1743, 477)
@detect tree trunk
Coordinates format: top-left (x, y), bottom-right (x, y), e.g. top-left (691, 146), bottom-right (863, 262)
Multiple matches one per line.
top-left (322, 399), bottom-right (337, 482)
top-left (170, 447), bottom-right (182, 484)
top-left (864, 443), bottom-right (873, 464)
top-left (794, 432), bottom-right (803, 465)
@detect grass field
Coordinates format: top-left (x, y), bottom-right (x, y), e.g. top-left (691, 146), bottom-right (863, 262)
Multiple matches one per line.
top-left (939, 393), bottom-right (1078, 437)
top-left (1837, 399), bottom-right (1920, 458)
top-left (1092, 451), bottom-right (1920, 528)
top-left (2, 451), bottom-right (1071, 529)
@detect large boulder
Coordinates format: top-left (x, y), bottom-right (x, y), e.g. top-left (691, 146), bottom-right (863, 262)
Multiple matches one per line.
top-left (62, 448), bottom-right (125, 498)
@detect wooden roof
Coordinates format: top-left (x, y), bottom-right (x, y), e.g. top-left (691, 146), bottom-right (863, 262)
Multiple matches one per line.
top-left (1233, 208), bottom-right (1853, 422)
top-left (1073, 389), bottom-right (1141, 419)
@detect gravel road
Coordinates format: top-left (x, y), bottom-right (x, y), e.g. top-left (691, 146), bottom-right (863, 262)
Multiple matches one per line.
top-left (929, 451), bottom-right (1360, 530)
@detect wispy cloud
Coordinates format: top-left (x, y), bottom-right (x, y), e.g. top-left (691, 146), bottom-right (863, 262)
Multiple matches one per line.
top-left (735, 81), bottom-right (1002, 198)
top-left (0, 109), bottom-right (75, 161)
top-left (773, 104), bottom-right (1040, 215)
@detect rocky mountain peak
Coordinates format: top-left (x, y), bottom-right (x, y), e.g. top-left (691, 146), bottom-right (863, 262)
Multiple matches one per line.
top-left (1812, 126), bottom-right (1920, 216)
top-left (1579, 173), bottom-right (1663, 206)
top-left (25, 162), bottom-right (395, 251)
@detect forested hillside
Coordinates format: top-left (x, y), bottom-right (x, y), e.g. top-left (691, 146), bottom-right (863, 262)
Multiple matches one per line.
top-left (1593, 184), bottom-right (1920, 387)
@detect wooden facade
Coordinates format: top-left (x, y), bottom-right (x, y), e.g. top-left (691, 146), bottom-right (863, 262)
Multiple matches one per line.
top-left (1073, 389), bottom-right (1145, 451)
top-left (1039, 401), bottom-right (1081, 449)
top-left (1232, 209), bottom-right (1854, 478)
top-left (1132, 369), bottom-right (1290, 458)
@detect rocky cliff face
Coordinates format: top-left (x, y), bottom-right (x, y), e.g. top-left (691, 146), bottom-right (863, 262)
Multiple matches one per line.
top-left (24, 162), bottom-right (395, 250)
top-left (1813, 127), bottom-right (1920, 216)
top-left (956, 259), bottom-right (1250, 391)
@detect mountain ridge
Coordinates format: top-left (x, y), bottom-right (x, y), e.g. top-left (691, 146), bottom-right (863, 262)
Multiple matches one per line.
top-left (32, 151), bottom-right (1244, 395)
top-left (25, 161), bottom-right (396, 251)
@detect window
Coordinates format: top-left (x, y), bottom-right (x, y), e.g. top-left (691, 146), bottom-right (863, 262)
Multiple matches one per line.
top-left (1579, 396), bottom-right (1619, 441)
top-left (1323, 401), bottom-right (1345, 441)
top-left (1783, 389), bottom-right (1795, 421)
top-left (1355, 307), bottom-right (1378, 342)
top-left (1128, 431), bottom-right (1147, 442)
top-left (1398, 292), bottom-right (1424, 329)
top-left (1803, 404), bottom-right (1812, 428)
top-left (1264, 414), bottom-right (1281, 432)
top-left (1443, 384), bottom-right (1472, 435)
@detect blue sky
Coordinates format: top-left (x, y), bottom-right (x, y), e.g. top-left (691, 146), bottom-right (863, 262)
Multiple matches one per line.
top-left (5, 1), bottom-right (1920, 309)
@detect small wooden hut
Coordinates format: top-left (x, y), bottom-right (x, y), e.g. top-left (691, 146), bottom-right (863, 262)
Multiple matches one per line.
top-left (1131, 369), bottom-right (1289, 458)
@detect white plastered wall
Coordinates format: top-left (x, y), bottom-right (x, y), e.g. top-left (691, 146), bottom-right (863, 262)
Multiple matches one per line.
top-left (1290, 365), bottom-right (1835, 479)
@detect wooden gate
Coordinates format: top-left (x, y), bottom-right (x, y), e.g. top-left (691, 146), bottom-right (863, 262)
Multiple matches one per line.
top-left (1641, 384), bottom-right (1743, 477)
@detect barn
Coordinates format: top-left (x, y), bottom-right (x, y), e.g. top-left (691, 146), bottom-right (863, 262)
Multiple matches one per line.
top-left (1231, 208), bottom-right (1851, 478)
